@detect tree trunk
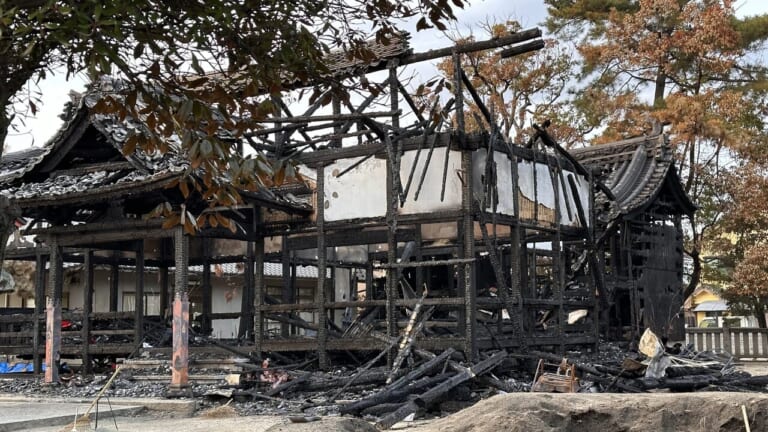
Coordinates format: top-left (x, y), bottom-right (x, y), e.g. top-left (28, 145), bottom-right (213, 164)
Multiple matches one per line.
top-left (682, 245), bottom-right (701, 301)
top-left (755, 301), bottom-right (767, 328)
top-left (653, 64), bottom-right (666, 108)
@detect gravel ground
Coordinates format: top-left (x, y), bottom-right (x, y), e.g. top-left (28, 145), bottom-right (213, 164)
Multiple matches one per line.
top-left (1, 342), bottom-right (765, 430)
top-left (18, 391), bottom-right (768, 432)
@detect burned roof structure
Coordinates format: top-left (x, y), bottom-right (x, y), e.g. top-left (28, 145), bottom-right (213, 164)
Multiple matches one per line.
top-left (0, 26), bottom-right (695, 399)
top-left (570, 134), bottom-right (695, 340)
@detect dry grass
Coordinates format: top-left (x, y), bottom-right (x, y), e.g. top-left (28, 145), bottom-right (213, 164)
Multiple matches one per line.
top-left (57, 413), bottom-right (92, 432)
top-left (199, 400), bottom-right (238, 419)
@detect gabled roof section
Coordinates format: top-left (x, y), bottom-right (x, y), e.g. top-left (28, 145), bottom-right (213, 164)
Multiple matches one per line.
top-left (0, 147), bottom-right (47, 185)
top-left (0, 85), bottom-right (310, 214)
top-left (569, 134), bottom-right (696, 218)
top-left (0, 104), bottom-right (93, 185)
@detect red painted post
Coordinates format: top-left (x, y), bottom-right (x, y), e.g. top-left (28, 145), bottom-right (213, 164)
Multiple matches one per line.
top-left (44, 241), bottom-right (63, 384)
top-left (170, 291), bottom-right (189, 388)
top-left (168, 227), bottom-right (192, 397)
top-left (44, 297), bottom-right (61, 383)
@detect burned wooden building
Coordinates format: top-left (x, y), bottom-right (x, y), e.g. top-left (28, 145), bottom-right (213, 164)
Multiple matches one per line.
top-left (0, 28), bottom-right (694, 391)
top-left (570, 135), bottom-right (696, 341)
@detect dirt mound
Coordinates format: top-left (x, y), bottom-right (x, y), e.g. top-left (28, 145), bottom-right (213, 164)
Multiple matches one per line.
top-left (411, 392), bottom-right (768, 432)
top-left (264, 417), bottom-right (377, 432)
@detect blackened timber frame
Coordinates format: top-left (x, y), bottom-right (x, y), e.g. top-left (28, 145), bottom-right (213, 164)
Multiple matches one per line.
top-left (82, 249), bottom-right (94, 374)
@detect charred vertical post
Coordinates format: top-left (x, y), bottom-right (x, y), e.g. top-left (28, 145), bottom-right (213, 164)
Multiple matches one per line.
top-left (159, 239), bottom-right (169, 319)
top-left (365, 257), bottom-right (374, 302)
top-left (590, 175), bottom-right (600, 351)
top-left (44, 238), bottom-right (63, 384)
top-left (510, 155), bottom-right (524, 338)
top-left (454, 51), bottom-right (477, 360)
top-left (109, 251), bottom-right (119, 312)
top-left (385, 63), bottom-right (400, 364)
top-left (332, 89), bottom-right (342, 148)
top-left (135, 241), bottom-right (145, 344)
top-left (254, 208), bottom-right (265, 359)
top-left (240, 239), bottom-right (255, 340)
top-left (82, 249), bottom-right (94, 375)
top-left (551, 166), bottom-right (564, 353)
top-left (201, 237), bottom-right (212, 335)
top-left (32, 250), bottom-right (46, 374)
top-left (281, 234), bottom-right (292, 337)
top-left (456, 221), bottom-right (466, 337)
top-left (415, 226), bottom-right (423, 293)
top-left (169, 227), bottom-right (191, 396)
top-left (316, 164), bottom-right (328, 368)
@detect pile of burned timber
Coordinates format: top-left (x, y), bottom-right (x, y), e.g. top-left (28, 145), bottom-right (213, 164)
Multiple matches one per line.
top-left (200, 329), bottom-right (768, 429)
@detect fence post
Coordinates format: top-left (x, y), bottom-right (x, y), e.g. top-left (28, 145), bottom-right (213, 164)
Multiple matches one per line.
top-left (722, 326), bottom-right (732, 355)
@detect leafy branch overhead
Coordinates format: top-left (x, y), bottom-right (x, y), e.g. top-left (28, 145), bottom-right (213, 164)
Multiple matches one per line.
top-left (0, 0), bottom-right (467, 232)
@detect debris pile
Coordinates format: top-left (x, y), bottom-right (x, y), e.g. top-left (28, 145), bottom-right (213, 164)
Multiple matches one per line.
top-left (1, 330), bottom-right (767, 429)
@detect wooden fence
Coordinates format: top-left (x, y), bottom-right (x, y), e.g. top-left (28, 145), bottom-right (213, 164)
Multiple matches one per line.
top-left (686, 327), bottom-right (768, 359)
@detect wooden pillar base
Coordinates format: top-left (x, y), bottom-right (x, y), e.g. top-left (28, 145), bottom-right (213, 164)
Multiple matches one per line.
top-left (44, 297), bottom-right (61, 384)
top-left (170, 292), bottom-right (190, 389)
top-left (166, 384), bottom-right (193, 398)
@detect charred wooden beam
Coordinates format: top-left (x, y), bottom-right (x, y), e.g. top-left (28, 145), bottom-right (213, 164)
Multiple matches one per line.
top-left (265, 371), bottom-right (312, 397)
top-left (376, 350), bottom-right (508, 429)
top-left (388, 303), bottom-right (433, 383)
top-left (316, 164), bottom-right (329, 369)
top-left (168, 227), bottom-right (191, 397)
top-left (499, 39), bottom-right (546, 58)
top-left (385, 347), bottom-right (456, 393)
top-left (43, 239), bottom-right (63, 384)
top-left (134, 241), bottom-right (145, 344)
top-left (81, 250), bottom-right (94, 375)
top-left (401, 28), bottom-right (542, 65)
top-left (340, 373), bottom-right (454, 415)
top-left (109, 252), bottom-right (119, 312)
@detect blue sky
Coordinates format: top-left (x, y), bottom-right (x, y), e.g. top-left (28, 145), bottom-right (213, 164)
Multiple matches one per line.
top-left (5, 0), bottom-right (767, 153)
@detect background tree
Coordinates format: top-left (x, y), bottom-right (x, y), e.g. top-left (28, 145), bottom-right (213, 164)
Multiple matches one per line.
top-left (0, 0), bottom-right (466, 263)
top-left (544, 0), bottom-right (768, 300)
top-left (723, 242), bottom-right (768, 328)
top-left (435, 20), bottom-right (582, 146)
top-left (711, 164), bottom-right (768, 326)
